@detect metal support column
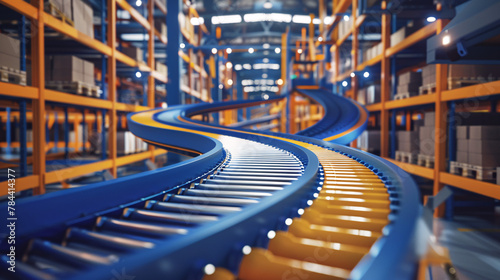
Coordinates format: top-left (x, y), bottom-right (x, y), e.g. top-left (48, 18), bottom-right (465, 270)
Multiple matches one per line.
top-left (380, 1), bottom-right (391, 158)
top-left (167, 0), bottom-right (183, 106)
top-left (6, 108), bottom-right (11, 156)
top-left (19, 102), bottom-right (27, 177)
top-left (108, 0), bottom-right (118, 178)
top-left (433, 15), bottom-right (449, 218)
top-left (32, 0), bottom-right (46, 194)
top-left (64, 107), bottom-right (69, 159)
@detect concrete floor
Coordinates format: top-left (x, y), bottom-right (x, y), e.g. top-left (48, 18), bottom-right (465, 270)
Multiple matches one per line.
top-left (431, 213), bottom-right (500, 280)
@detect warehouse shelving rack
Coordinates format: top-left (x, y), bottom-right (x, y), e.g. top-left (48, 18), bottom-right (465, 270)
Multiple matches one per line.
top-left (326, 0), bottom-right (500, 217)
top-left (0, 0), bottom-right (209, 196)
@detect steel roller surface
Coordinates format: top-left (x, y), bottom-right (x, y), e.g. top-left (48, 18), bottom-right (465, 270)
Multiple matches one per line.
top-left (0, 89), bottom-right (420, 280)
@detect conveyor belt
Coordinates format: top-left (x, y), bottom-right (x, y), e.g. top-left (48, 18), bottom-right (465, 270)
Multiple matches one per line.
top-left (0, 89), bottom-right (420, 280)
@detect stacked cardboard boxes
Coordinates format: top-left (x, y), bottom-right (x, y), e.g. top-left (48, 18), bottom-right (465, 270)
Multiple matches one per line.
top-left (154, 19), bottom-right (167, 39)
top-left (421, 64), bottom-right (436, 87)
top-left (396, 131), bottom-right (419, 154)
top-left (338, 17), bottom-right (353, 39)
top-left (390, 23), bottom-right (418, 47)
top-left (156, 61), bottom-right (167, 76)
top-left (421, 64), bottom-right (500, 89)
top-left (0, 33), bottom-right (20, 70)
top-left (456, 126), bottom-right (469, 163)
top-left (366, 85), bottom-right (380, 104)
top-left (117, 131), bottom-right (148, 155)
top-left (122, 46), bottom-right (144, 62)
top-left (468, 126), bottom-right (500, 167)
top-left (45, 55), bottom-right (95, 85)
top-left (45, 0), bottom-right (72, 22)
top-left (418, 112), bottom-right (435, 157)
top-left (363, 42), bottom-right (383, 62)
top-left (73, 0), bottom-right (94, 38)
top-left (357, 130), bottom-right (381, 154)
top-left (396, 71), bottom-right (422, 97)
top-left (357, 87), bottom-right (367, 105)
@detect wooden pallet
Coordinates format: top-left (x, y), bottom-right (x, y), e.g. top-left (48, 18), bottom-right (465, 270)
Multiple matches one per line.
top-left (0, 66), bottom-right (27, 86)
top-left (417, 154), bottom-right (435, 168)
top-left (46, 81), bottom-right (100, 97)
top-left (45, 1), bottom-right (74, 26)
top-left (450, 161), bottom-right (497, 181)
top-left (419, 83), bottom-right (436, 95)
top-left (395, 151), bottom-right (418, 165)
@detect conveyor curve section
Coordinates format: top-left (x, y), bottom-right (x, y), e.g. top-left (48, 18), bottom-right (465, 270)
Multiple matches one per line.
top-left (0, 98), bottom-right (418, 280)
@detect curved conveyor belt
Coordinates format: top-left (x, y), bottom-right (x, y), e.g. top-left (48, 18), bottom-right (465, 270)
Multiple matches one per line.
top-left (0, 90), bottom-right (419, 280)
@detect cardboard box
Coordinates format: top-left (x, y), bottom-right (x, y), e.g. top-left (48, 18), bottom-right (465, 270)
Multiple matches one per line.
top-left (156, 61), bottom-right (167, 75)
top-left (456, 151), bottom-right (468, 163)
top-left (398, 140), bottom-right (419, 153)
top-left (469, 126), bottom-right (500, 140)
top-left (357, 88), bottom-right (366, 105)
top-left (72, 0), bottom-right (93, 38)
top-left (419, 139), bottom-right (435, 155)
top-left (469, 153), bottom-right (500, 167)
top-left (422, 75), bottom-right (436, 86)
top-left (419, 126), bottom-right (435, 140)
top-left (122, 46), bottom-right (143, 62)
top-left (52, 70), bottom-right (83, 83)
top-left (154, 19), bottom-right (167, 39)
top-left (0, 33), bottom-right (20, 58)
top-left (52, 55), bottom-right (83, 71)
top-left (422, 64), bottom-right (436, 77)
top-left (397, 83), bottom-right (420, 95)
top-left (397, 131), bottom-right (418, 142)
top-left (0, 53), bottom-right (20, 69)
top-left (468, 139), bottom-right (500, 154)
top-left (424, 112), bottom-right (435, 127)
top-left (497, 167), bottom-right (500, 185)
top-left (366, 85), bottom-right (380, 104)
top-left (398, 71), bottom-right (422, 85)
top-left (457, 126), bottom-right (469, 139)
top-left (457, 139), bottom-right (469, 152)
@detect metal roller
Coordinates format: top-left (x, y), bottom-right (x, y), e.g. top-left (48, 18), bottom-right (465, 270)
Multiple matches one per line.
top-left (95, 217), bottom-right (189, 238)
top-left (144, 200), bottom-right (242, 215)
top-left (64, 228), bottom-right (155, 252)
top-left (181, 189), bottom-right (273, 199)
top-left (123, 208), bottom-right (218, 225)
top-left (165, 194), bottom-right (260, 206)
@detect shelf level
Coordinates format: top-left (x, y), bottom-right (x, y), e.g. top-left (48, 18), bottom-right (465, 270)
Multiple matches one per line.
top-left (384, 158), bottom-right (434, 180)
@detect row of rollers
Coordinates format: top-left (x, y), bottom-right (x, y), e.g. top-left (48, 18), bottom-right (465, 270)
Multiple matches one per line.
top-left (6, 143), bottom-right (304, 280)
top-left (203, 146), bottom-right (392, 280)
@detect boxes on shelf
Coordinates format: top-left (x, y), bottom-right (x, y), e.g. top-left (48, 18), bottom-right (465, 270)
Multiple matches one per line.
top-left (154, 19), bottom-right (167, 39)
top-left (117, 131), bottom-right (147, 154)
top-left (357, 87), bottom-right (367, 105)
top-left (72, 0), bottom-right (94, 38)
top-left (366, 85), bottom-right (380, 104)
top-left (357, 130), bottom-right (380, 154)
top-left (0, 33), bottom-right (21, 69)
top-left (45, 55), bottom-right (94, 85)
top-left (455, 124), bottom-right (500, 169)
top-left (418, 112), bottom-right (436, 156)
top-left (156, 61), bottom-right (167, 76)
top-left (396, 131), bottom-right (419, 153)
top-left (338, 17), bottom-right (353, 39)
top-left (396, 71), bottom-right (422, 98)
top-left (421, 64), bottom-right (436, 87)
top-left (122, 46), bottom-right (144, 62)
top-left (390, 23), bottom-right (419, 47)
